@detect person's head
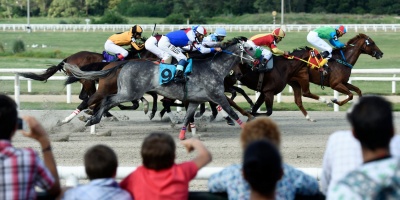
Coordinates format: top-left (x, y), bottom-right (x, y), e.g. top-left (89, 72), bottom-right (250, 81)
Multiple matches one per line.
top-left (347, 96), bottom-right (394, 151)
top-left (335, 25), bottom-right (347, 37)
top-left (84, 144), bottom-right (118, 180)
top-left (214, 28), bottom-right (227, 42)
top-left (141, 132), bottom-right (175, 170)
top-left (193, 25), bottom-right (207, 43)
top-left (243, 140), bottom-right (283, 198)
top-left (131, 25), bottom-right (143, 39)
top-left (0, 94), bottom-right (18, 140)
top-left (272, 28), bottom-right (285, 43)
top-left (240, 116), bottom-right (281, 150)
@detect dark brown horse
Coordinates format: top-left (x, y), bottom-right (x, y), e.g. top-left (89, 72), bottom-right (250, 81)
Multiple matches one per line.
top-left (241, 33), bottom-right (383, 121)
top-left (18, 47), bottom-right (157, 125)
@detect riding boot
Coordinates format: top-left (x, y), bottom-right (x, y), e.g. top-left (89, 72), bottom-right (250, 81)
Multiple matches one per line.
top-left (174, 70), bottom-right (186, 83)
top-left (117, 54), bottom-right (125, 61)
top-left (258, 59), bottom-right (271, 73)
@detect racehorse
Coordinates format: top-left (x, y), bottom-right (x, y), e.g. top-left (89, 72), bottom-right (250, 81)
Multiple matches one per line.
top-left (240, 33), bottom-right (383, 121)
top-left (18, 47), bottom-right (157, 125)
top-left (64, 37), bottom-right (257, 140)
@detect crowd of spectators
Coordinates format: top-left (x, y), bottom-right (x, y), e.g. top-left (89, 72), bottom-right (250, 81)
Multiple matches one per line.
top-left (1, 93), bottom-right (399, 200)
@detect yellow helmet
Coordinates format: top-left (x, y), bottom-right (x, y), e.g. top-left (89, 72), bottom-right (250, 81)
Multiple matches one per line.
top-left (131, 25), bottom-right (143, 38)
top-left (272, 28), bottom-right (285, 38)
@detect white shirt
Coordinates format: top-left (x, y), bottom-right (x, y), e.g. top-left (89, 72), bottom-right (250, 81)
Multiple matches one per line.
top-left (321, 130), bottom-right (400, 195)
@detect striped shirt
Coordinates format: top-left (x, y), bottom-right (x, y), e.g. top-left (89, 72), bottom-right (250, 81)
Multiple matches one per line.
top-left (0, 140), bottom-right (55, 200)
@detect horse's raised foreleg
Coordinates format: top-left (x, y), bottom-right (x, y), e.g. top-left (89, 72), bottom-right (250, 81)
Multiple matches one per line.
top-left (330, 83), bottom-right (354, 106)
top-left (141, 97), bottom-right (149, 114)
top-left (288, 82), bottom-right (316, 122)
top-left (345, 83), bottom-right (362, 97)
top-left (226, 97), bottom-right (254, 122)
top-left (179, 103), bottom-right (199, 140)
top-left (58, 86), bottom-right (91, 126)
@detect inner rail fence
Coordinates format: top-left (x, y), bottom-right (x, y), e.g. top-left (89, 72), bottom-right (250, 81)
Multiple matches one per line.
top-left (1, 68), bottom-right (400, 112)
top-left (2, 24), bottom-right (400, 33)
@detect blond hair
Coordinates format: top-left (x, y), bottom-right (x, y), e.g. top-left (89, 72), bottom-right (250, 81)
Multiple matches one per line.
top-left (240, 117), bottom-right (281, 149)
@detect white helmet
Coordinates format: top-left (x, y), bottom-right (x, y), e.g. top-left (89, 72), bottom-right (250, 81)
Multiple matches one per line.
top-left (192, 25), bottom-right (207, 35)
top-left (214, 28), bottom-right (227, 37)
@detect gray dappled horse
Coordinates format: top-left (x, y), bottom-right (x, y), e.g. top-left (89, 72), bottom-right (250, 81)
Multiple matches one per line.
top-left (65, 37), bottom-right (257, 140)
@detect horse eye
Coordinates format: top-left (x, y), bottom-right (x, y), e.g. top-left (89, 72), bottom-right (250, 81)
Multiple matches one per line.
top-left (249, 47), bottom-right (253, 50)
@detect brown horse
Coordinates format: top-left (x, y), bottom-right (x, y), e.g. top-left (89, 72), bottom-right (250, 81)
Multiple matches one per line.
top-left (241, 33), bottom-right (383, 121)
top-left (18, 47), bottom-right (157, 125)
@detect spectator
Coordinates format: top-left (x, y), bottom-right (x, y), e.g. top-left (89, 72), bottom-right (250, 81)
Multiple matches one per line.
top-left (321, 130), bottom-right (400, 195)
top-left (328, 96), bottom-right (400, 199)
top-left (208, 116), bottom-right (320, 200)
top-left (0, 94), bottom-right (60, 199)
top-left (120, 132), bottom-right (212, 200)
top-left (243, 140), bottom-right (283, 200)
top-left (62, 144), bottom-right (131, 200)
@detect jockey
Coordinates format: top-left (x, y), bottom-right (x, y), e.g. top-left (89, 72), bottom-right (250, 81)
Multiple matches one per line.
top-left (202, 28), bottom-right (227, 46)
top-left (145, 34), bottom-right (172, 64)
top-left (307, 25), bottom-right (347, 68)
top-left (104, 25), bottom-right (144, 61)
top-left (248, 28), bottom-right (289, 72)
top-left (157, 25), bottom-right (222, 83)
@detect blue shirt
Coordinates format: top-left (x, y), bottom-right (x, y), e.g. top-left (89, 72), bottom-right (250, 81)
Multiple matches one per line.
top-left (166, 29), bottom-right (191, 47)
top-left (63, 178), bottom-right (132, 200)
top-left (208, 163), bottom-right (319, 200)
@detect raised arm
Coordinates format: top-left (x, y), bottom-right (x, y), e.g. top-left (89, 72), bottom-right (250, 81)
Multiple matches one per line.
top-left (21, 116), bottom-right (61, 197)
top-left (181, 138), bottom-right (212, 169)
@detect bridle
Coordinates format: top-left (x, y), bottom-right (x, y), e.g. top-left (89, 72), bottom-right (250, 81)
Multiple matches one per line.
top-left (222, 40), bottom-right (258, 66)
top-left (349, 36), bottom-right (378, 58)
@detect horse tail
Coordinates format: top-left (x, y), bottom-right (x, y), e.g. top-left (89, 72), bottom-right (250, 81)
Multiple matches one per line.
top-left (64, 62), bottom-right (109, 86)
top-left (17, 59), bottom-right (67, 82)
top-left (64, 61), bottom-right (127, 80)
top-left (64, 76), bottom-right (80, 86)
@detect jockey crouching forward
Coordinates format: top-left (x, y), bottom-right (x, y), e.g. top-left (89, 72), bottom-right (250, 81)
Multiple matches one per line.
top-left (104, 25), bottom-right (144, 60)
top-left (248, 28), bottom-right (289, 73)
top-left (157, 25), bottom-right (222, 83)
top-left (307, 25), bottom-right (347, 74)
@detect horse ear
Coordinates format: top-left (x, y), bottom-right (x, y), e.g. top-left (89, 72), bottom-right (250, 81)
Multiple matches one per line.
top-left (238, 36), bottom-right (247, 42)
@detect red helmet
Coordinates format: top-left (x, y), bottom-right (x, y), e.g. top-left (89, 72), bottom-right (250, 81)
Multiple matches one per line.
top-left (336, 25), bottom-right (347, 34)
top-left (272, 28), bottom-right (285, 38)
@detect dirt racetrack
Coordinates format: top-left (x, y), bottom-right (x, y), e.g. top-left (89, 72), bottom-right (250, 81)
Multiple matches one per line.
top-left (14, 109), bottom-right (400, 190)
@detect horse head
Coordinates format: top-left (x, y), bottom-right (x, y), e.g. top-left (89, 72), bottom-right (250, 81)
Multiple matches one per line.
top-left (346, 33), bottom-right (383, 59)
top-left (221, 37), bottom-right (259, 67)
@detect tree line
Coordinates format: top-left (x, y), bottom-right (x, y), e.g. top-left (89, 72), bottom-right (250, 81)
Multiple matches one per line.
top-left (1, 0), bottom-right (399, 23)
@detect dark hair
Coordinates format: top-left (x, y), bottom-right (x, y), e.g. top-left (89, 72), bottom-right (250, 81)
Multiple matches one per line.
top-left (141, 132), bottom-right (175, 170)
top-left (347, 96), bottom-right (394, 150)
top-left (0, 94), bottom-right (18, 140)
top-left (243, 140), bottom-right (282, 197)
top-left (84, 144), bottom-right (118, 180)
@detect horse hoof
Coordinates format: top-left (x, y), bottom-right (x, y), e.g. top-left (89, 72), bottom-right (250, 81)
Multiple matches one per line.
top-left (148, 113), bottom-right (155, 120)
top-left (327, 102), bottom-right (334, 107)
top-left (56, 120), bottom-right (65, 126)
top-left (225, 117), bottom-right (235, 126)
top-left (85, 121), bottom-right (92, 127)
top-left (330, 98), bottom-right (337, 103)
top-left (194, 112), bottom-right (202, 118)
top-left (308, 118), bottom-right (317, 122)
top-left (84, 109), bottom-right (94, 115)
top-left (78, 115), bottom-right (88, 122)
top-left (209, 115), bottom-right (216, 122)
top-left (143, 108), bottom-right (149, 115)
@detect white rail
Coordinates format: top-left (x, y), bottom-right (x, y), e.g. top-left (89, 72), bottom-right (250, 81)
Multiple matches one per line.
top-left (1, 68), bottom-right (400, 111)
top-left (1, 24), bottom-right (399, 33)
top-left (57, 166), bottom-right (322, 185)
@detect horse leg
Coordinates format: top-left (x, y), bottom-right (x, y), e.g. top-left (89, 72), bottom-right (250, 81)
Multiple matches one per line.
top-left (179, 103), bottom-right (199, 140)
top-left (146, 92), bottom-right (158, 120)
top-left (330, 83), bottom-right (354, 106)
top-left (140, 97), bottom-right (149, 114)
top-left (251, 93), bottom-right (266, 116)
top-left (345, 83), bottom-right (362, 97)
top-left (288, 82), bottom-right (316, 122)
top-left (232, 85), bottom-right (255, 108)
top-left (161, 99), bottom-right (180, 124)
top-left (117, 100), bottom-right (140, 110)
top-left (194, 103), bottom-right (206, 118)
top-left (58, 85), bottom-right (92, 125)
top-left (208, 102), bottom-right (218, 122)
top-left (210, 93), bottom-right (244, 128)
top-left (226, 97), bottom-right (254, 122)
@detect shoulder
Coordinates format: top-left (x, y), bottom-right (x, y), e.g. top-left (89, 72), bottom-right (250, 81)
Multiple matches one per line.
top-left (210, 164), bottom-right (242, 181)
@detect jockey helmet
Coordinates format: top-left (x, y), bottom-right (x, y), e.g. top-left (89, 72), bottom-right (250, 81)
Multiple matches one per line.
top-left (193, 25), bottom-right (207, 36)
top-left (272, 28), bottom-right (285, 38)
top-left (131, 25), bottom-right (143, 38)
top-left (336, 25), bottom-right (347, 35)
top-left (214, 28), bottom-right (227, 37)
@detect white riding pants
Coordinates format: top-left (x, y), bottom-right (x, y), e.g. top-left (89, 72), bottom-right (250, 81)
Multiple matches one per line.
top-left (246, 40), bottom-right (272, 60)
top-left (307, 31), bottom-right (332, 58)
top-left (158, 36), bottom-right (187, 62)
top-left (145, 36), bottom-right (172, 63)
top-left (104, 40), bottom-right (129, 57)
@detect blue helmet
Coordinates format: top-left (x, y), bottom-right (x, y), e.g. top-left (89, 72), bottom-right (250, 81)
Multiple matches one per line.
top-left (214, 28), bottom-right (227, 37)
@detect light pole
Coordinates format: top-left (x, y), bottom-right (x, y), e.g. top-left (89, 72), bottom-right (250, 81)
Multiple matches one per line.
top-left (281, 0), bottom-right (284, 25)
top-left (27, 0), bottom-right (31, 33)
top-left (272, 11), bottom-right (277, 27)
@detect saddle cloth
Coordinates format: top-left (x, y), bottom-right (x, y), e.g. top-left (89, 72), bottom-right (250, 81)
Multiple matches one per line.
top-left (159, 59), bottom-right (193, 85)
top-left (307, 48), bottom-right (324, 69)
top-left (102, 51), bottom-right (118, 62)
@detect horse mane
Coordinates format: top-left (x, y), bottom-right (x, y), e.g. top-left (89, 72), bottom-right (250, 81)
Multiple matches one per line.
top-left (221, 36), bottom-right (247, 49)
top-left (290, 46), bottom-right (313, 57)
top-left (347, 33), bottom-right (367, 44)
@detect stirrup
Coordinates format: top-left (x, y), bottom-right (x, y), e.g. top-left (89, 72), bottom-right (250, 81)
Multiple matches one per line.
top-left (319, 59), bottom-right (328, 67)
